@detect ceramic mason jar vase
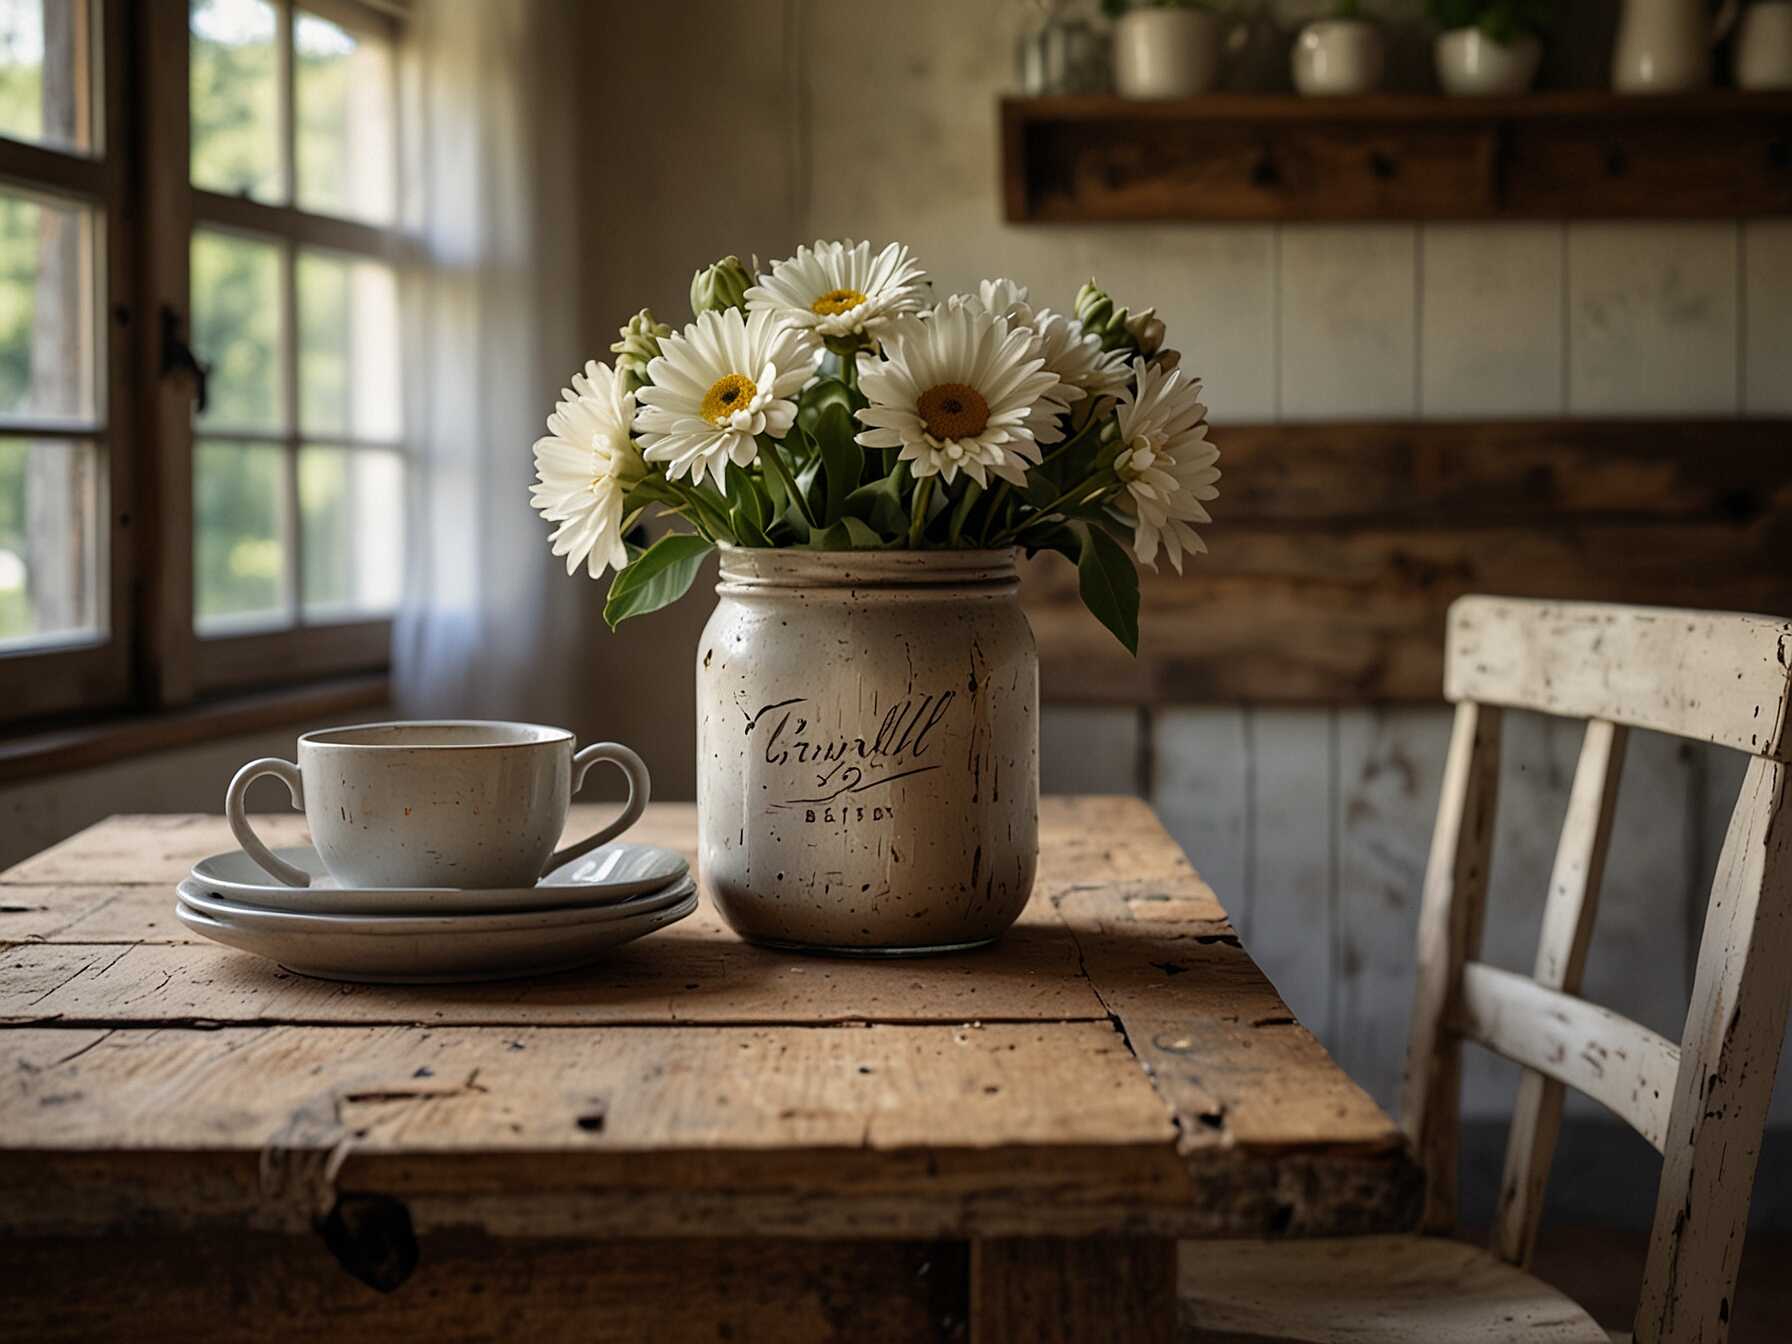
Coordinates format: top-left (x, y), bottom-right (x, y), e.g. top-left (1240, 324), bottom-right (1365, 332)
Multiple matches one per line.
top-left (696, 547), bottom-right (1039, 955)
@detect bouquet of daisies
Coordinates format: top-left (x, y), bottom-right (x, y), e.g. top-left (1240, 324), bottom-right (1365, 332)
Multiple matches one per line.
top-left (530, 240), bottom-right (1218, 653)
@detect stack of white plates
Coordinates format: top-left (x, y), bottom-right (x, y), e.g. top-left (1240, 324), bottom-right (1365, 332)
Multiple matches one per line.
top-left (176, 843), bottom-right (696, 984)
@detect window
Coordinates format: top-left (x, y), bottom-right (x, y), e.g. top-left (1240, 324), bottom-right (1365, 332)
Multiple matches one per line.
top-left (185, 0), bottom-right (406, 687)
top-left (0, 0), bottom-right (129, 721)
top-left (0, 0), bottom-right (408, 728)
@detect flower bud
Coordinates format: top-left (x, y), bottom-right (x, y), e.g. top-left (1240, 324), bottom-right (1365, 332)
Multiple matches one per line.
top-left (610, 308), bottom-right (671, 392)
top-left (689, 255), bottom-right (753, 318)
top-left (1150, 347), bottom-right (1181, 375)
top-left (1128, 312), bottom-right (1166, 357)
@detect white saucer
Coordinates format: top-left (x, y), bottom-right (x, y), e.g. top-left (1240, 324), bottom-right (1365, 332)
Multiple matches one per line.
top-left (176, 871), bottom-right (696, 932)
top-left (174, 879), bottom-right (699, 983)
top-left (185, 842), bottom-right (690, 915)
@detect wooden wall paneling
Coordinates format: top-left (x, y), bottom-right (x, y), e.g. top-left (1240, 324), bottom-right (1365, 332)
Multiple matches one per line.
top-left (1021, 419), bottom-right (1792, 706)
top-left (1743, 221), bottom-right (1792, 414)
top-left (1335, 707), bottom-right (1455, 1114)
top-left (1039, 706), bottom-right (1144, 795)
top-left (1567, 223), bottom-right (1740, 415)
top-left (1246, 709), bottom-right (1337, 1043)
top-left (1419, 223), bottom-right (1566, 417)
top-left (1277, 224), bottom-right (1418, 420)
top-left (1151, 708), bottom-right (1252, 940)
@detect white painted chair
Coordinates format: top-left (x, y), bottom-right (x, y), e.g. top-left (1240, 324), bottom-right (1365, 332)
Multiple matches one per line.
top-left (1183, 597), bottom-right (1792, 1344)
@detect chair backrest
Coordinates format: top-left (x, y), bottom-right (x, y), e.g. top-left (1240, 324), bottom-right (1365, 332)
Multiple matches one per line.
top-left (1402, 596), bottom-right (1792, 1344)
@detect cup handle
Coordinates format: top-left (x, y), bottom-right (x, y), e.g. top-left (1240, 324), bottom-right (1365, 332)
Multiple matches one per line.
top-left (544, 743), bottom-right (651, 876)
top-left (226, 757), bottom-right (310, 888)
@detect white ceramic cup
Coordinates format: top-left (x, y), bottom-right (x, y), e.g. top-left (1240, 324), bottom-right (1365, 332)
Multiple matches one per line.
top-left (226, 721), bottom-right (650, 890)
top-left (1738, 2), bottom-right (1792, 90)
top-left (1292, 18), bottom-right (1386, 97)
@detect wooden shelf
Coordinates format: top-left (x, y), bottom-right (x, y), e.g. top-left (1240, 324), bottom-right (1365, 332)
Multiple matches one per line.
top-left (1001, 91), bottom-right (1792, 221)
top-left (1019, 418), bottom-right (1792, 705)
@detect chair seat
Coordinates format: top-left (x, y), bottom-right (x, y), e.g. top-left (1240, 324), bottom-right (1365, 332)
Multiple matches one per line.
top-left (1179, 1235), bottom-right (1612, 1343)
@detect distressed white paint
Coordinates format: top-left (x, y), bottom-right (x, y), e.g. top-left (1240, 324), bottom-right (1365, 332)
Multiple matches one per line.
top-left (1248, 709), bottom-right (1337, 1040)
top-left (1419, 223), bottom-right (1566, 417)
top-left (1278, 224), bottom-right (1419, 419)
top-left (1040, 706), bottom-right (1142, 797)
top-left (1743, 221), bottom-right (1792, 415)
top-left (1152, 707), bottom-right (1251, 936)
top-left (1567, 222), bottom-right (1740, 414)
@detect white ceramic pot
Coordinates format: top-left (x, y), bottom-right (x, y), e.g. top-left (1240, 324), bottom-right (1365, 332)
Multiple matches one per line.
top-left (1738, 2), bottom-right (1792, 90)
top-left (696, 548), bottom-right (1039, 955)
top-left (1613, 0), bottom-right (1739, 92)
top-left (1292, 18), bottom-right (1385, 96)
top-left (1113, 6), bottom-right (1222, 98)
top-left (1435, 28), bottom-right (1543, 95)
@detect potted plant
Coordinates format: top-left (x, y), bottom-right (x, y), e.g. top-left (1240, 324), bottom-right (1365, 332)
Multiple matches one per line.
top-left (1428, 0), bottom-right (1550, 95)
top-left (531, 245), bottom-right (1220, 954)
top-left (1293, 0), bottom-right (1387, 96)
top-left (1103, 0), bottom-right (1224, 97)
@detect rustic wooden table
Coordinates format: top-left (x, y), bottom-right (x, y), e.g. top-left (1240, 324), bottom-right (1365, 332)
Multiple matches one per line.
top-left (0, 798), bottom-right (1418, 1342)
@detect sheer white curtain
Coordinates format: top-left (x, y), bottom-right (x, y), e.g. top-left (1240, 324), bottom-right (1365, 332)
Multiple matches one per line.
top-left (394, 0), bottom-right (587, 723)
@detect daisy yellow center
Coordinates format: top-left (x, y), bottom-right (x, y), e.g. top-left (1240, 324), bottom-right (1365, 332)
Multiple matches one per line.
top-left (700, 372), bottom-right (758, 427)
top-left (917, 383), bottom-right (990, 441)
top-left (811, 287), bottom-right (869, 317)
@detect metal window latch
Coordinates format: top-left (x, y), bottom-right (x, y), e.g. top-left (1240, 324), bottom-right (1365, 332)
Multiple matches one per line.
top-left (159, 305), bottom-right (210, 415)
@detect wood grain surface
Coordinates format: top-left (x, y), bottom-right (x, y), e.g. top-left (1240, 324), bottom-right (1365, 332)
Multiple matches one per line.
top-left (0, 799), bottom-right (1417, 1245)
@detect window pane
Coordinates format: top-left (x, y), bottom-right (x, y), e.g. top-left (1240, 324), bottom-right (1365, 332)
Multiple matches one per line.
top-left (190, 0), bottom-right (283, 203)
top-left (0, 0), bottom-right (94, 155)
top-left (0, 437), bottom-right (99, 650)
top-left (193, 228), bottom-right (285, 432)
top-left (295, 9), bottom-right (396, 224)
top-left (297, 249), bottom-right (400, 440)
top-left (0, 187), bottom-right (97, 423)
top-left (196, 440), bottom-right (289, 630)
top-left (300, 445), bottom-right (402, 617)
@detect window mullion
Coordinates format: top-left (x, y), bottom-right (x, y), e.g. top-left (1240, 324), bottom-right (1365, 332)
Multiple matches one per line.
top-left (133, 0), bottom-right (199, 708)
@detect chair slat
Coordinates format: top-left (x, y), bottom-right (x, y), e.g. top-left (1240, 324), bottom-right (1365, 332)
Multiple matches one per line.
top-left (1456, 962), bottom-right (1679, 1151)
top-left (1493, 719), bottom-right (1629, 1267)
top-left (1637, 755), bottom-right (1792, 1344)
top-left (1446, 598), bottom-right (1792, 761)
top-left (1403, 700), bottom-right (1502, 1234)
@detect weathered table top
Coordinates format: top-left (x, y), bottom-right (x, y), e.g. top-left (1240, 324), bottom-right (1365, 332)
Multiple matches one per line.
top-left (0, 798), bottom-right (1419, 1243)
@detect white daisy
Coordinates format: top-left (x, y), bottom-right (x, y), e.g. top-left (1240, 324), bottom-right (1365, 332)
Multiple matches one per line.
top-left (633, 307), bottom-right (820, 487)
top-left (949, 279), bottom-right (1129, 445)
top-left (745, 239), bottom-right (929, 341)
top-left (531, 359), bottom-right (643, 580)
top-left (1109, 358), bottom-right (1220, 573)
top-left (854, 303), bottom-right (1060, 489)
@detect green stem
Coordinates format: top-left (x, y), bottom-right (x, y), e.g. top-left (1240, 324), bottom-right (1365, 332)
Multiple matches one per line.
top-left (908, 475), bottom-right (935, 549)
top-left (972, 480), bottom-right (1011, 546)
top-left (666, 480), bottom-right (733, 544)
top-left (990, 470), bottom-right (1115, 547)
top-left (759, 436), bottom-right (818, 530)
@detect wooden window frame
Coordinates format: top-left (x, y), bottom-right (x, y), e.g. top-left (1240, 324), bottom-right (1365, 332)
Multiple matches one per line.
top-left (0, 0), bottom-right (409, 732)
top-left (0, 0), bottom-right (135, 723)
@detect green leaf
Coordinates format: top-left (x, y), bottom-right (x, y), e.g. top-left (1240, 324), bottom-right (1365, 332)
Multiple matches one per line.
top-left (840, 516), bottom-right (884, 548)
top-left (1075, 523), bottom-right (1140, 656)
top-left (814, 401), bottom-right (865, 524)
top-left (603, 533), bottom-right (715, 629)
top-left (797, 377), bottom-right (856, 440)
top-left (729, 500), bottom-right (770, 547)
top-left (843, 476), bottom-right (906, 538)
